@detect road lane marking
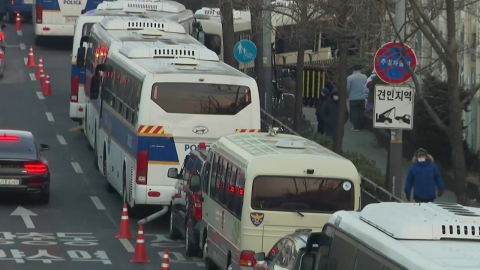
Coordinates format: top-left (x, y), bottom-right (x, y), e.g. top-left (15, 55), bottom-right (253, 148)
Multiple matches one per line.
top-left (29, 73), bottom-right (36, 81)
top-left (11, 206), bottom-right (36, 229)
top-left (45, 112), bottom-right (54, 121)
top-left (119, 239), bottom-right (135, 253)
top-left (90, 196), bottom-right (105, 210)
top-left (56, 135), bottom-right (67, 145)
top-left (19, 43), bottom-right (25, 50)
top-left (23, 57), bottom-right (27, 65)
top-left (71, 162), bottom-right (83, 173)
top-left (17, 30), bottom-right (22, 36)
top-left (36, 92), bottom-right (44, 100)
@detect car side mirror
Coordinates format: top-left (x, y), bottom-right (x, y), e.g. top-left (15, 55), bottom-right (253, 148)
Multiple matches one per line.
top-left (299, 253), bottom-right (316, 270)
top-left (167, 168), bottom-right (179, 178)
top-left (190, 174), bottom-right (201, 193)
top-left (76, 47), bottom-right (86, 67)
top-left (253, 252), bottom-right (265, 261)
top-left (89, 75), bottom-right (101, 100)
top-left (40, 144), bottom-right (50, 151)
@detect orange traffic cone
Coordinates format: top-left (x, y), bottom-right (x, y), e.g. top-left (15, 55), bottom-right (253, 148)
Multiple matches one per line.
top-left (39, 72), bottom-right (45, 90)
top-left (27, 46), bottom-right (36, 67)
top-left (15, 13), bottom-right (21, 31)
top-left (160, 250), bottom-right (170, 270)
top-left (131, 225), bottom-right (149, 263)
top-left (36, 57), bottom-right (43, 78)
top-left (43, 73), bottom-right (52, 96)
top-left (116, 203), bottom-right (133, 239)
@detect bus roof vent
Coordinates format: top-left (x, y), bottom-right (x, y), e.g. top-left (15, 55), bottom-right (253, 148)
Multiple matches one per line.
top-left (119, 41), bottom-right (220, 61)
top-left (275, 140), bottom-right (305, 149)
top-left (195, 7), bottom-right (220, 17)
top-left (100, 16), bottom-right (186, 33)
top-left (98, 0), bottom-right (185, 13)
top-left (359, 202), bottom-right (480, 241)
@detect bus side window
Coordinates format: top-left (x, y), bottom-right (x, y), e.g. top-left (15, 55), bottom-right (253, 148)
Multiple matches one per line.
top-left (202, 152), bottom-right (213, 195)
top-left (328, 230), bottom-right (356, 269)
top-left (209, 155), bottom-right (220, 198)
top-left (226, 167), bottom-right (237, 212)
top-left (219, 161), bottom-right (230, 204)
top-left (234, 171), bottom-right (245, 218)
top-left (214, 159), bottom-right (225, 202)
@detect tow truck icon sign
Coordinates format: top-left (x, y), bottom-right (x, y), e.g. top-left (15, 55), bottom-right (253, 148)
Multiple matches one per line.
top-left (375, 107), bottom-right (411, 125)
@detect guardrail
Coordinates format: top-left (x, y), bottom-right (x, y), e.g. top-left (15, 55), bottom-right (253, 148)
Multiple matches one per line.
top-left (260, 108), bottom-right (404, 208)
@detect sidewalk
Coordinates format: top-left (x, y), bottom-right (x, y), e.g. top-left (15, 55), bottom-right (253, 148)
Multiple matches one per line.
top-left (303, 107), bottom-right (466, 205)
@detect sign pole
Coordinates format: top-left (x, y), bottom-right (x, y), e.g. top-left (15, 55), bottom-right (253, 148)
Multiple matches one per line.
top-left (390, 0), bottom-right (406, 199)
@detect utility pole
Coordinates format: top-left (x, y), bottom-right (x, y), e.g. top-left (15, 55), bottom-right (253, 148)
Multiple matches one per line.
top-left (262, 0), bottom-right (272, 114)
top-left (388, 0), bottom-right (405, 199)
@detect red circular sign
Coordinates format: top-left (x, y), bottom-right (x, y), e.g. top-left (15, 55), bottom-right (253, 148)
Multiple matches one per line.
top-left (374, 42), bottom-right (417, 85)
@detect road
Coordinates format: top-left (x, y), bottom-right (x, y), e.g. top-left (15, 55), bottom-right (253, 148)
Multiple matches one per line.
top-left (0, 22), bottom-right (203, 270)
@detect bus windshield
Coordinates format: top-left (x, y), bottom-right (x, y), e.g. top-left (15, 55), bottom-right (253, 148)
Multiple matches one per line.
top-left (151, 83), bottom-right (252, 115)
top-left (251, 176), bottom-right (354, 213)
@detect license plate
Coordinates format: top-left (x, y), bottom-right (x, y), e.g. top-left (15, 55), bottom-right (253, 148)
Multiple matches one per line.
top-left (64, 16), bottom-right (77, 24)
top-left (0, 179), bottom-right (20, 185)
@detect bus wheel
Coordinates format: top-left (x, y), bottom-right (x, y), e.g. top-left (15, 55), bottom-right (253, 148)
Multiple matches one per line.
top-left (93, 127), bottom-right (99, 170)
top-left (203, 240), bottom-right (218, 270)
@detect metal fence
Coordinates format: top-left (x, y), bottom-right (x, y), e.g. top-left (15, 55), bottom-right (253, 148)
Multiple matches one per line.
top-left (260, 108), bottom-right (404, 208)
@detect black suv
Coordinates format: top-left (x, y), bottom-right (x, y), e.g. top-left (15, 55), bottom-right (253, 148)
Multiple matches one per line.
top-left (167, 145), bottom-right (207, 256)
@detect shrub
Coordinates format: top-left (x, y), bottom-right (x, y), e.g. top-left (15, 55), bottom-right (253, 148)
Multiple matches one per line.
top-left (299, 131), bottom-right (384, 187)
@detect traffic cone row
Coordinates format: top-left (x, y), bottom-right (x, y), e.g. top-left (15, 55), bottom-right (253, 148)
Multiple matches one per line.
top-left (28, 47), bottom-right (52, 96)
top-left (115, 202), bottom-right (171, 266)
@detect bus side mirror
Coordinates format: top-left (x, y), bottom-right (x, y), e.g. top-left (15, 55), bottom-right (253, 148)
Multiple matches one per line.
top-left (167, 168), bottom-right (179, 179)
top-left (198, 31), bottom-right (205, 45)
top-left (76, 47), bottom-right (86, 67)
top-left (190, 175), bottom-right (201, 193)
top-left (299, 253), bottom-right (316, 270)
top-left (89, 75), bottom-right (100, 100)
top-left (76, 36), bottom-right (89, 68)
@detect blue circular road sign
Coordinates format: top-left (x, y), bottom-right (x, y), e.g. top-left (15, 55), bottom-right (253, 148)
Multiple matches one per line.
top-left (234, 40), bottom-right (257, 64)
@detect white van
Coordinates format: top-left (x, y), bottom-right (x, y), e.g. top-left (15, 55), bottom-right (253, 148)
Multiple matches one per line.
top-left (196, 130), bottom-right (361, 270)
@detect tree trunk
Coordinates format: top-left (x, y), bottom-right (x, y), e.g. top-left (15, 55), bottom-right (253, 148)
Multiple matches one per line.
top-left (220, 0), bottom-right (237, 68)
top-left (250, 1), bottom-right (264, 108)
top-left (293, 43), bottom-right (306, 132)
top-left (333, 40), bottom-right (349, 154)
top-left (445, 0), bottom-right (468, 205)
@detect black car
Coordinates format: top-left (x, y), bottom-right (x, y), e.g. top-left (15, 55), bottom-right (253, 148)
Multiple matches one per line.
top-left (253, 229), bottom-right (320, 270)
top-left (167, 144), bottom-right (208, 256)
top-left (0, 130), bottom-right (50, 203)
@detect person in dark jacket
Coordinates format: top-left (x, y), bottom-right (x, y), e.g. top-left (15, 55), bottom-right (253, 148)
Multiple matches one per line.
top-left (404, 148), bottom-right (445, 203)
top-left (315, 82), bottom-right (333, 134)
top-left (321, 90), bottom-right (348, 140)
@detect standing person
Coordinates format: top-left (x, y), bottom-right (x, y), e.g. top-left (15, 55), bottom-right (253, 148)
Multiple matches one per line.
top-left (321, 90), bottom-right (348, 141)
top-left (347, 65), bottom-right (368, 131)
top-left (404, 148), bottom-right (445, 203)
top-left (315, 82), bottom-right (333, 134)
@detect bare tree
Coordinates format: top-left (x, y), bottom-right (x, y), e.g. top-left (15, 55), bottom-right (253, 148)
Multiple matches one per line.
top-left (385, 0), bottom-right (480, 205)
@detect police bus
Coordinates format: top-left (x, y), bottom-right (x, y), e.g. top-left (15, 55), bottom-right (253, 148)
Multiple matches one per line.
top-left (32, 0), bottom-right (102, 45)
top-left (300, 202), bottom-right (480, 270)
top-left (69, 0), bottom-right (200, 126)
top-left (85, 28), bottom-right (260, 214)
top-left (197, 131), bottom-right (361, 270)
top-left (77, 15), bottom-right (201, 151)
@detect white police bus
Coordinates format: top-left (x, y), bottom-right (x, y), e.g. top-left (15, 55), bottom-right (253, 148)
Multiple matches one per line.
top-left (69, 1), bottom-right (204, 125)
top-left (86, 31), bottom-right (260, 214)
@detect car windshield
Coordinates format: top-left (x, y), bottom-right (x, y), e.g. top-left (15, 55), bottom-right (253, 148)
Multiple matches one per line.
top-left (251, 176), bottom-right (355, 213)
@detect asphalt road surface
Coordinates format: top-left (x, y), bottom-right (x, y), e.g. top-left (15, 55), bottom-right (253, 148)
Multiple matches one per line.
top-left (0, 22), bottom-right (203, 270)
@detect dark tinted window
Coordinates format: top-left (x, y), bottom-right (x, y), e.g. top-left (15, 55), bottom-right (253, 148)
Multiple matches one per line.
top-left (234, 171), bottom-right (245, 217)
top-left (209, 155), bottom-right (220, 198)
top-left (251, 177), bottom-right (354, 212)
top-left (329, 230), bottom-right (356, 269)
top-left (151, 83), bottom-right (252, 115)
top-left (0, 137), bottom-right (37, 159)
top-left (82, 23), bottom-right (94, 36)
top-left (382, 261), bottom-right (405, 270)
top-left (294, 248), bottom-right (319, 270)
top-left (205, 34), bottom-right (221, 55)
top-left (226, 167), bottom-right (237, 211)
top-left (267, 239), bottom-right (285, 261)
top-left (182, 155), bottom-right (199, 181)
top-left (355, 245), bottom-right (383, 270)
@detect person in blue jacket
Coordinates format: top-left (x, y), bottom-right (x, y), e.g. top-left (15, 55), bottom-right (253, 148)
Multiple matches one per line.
top-left (404, 148), bottom-right (445, 203)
